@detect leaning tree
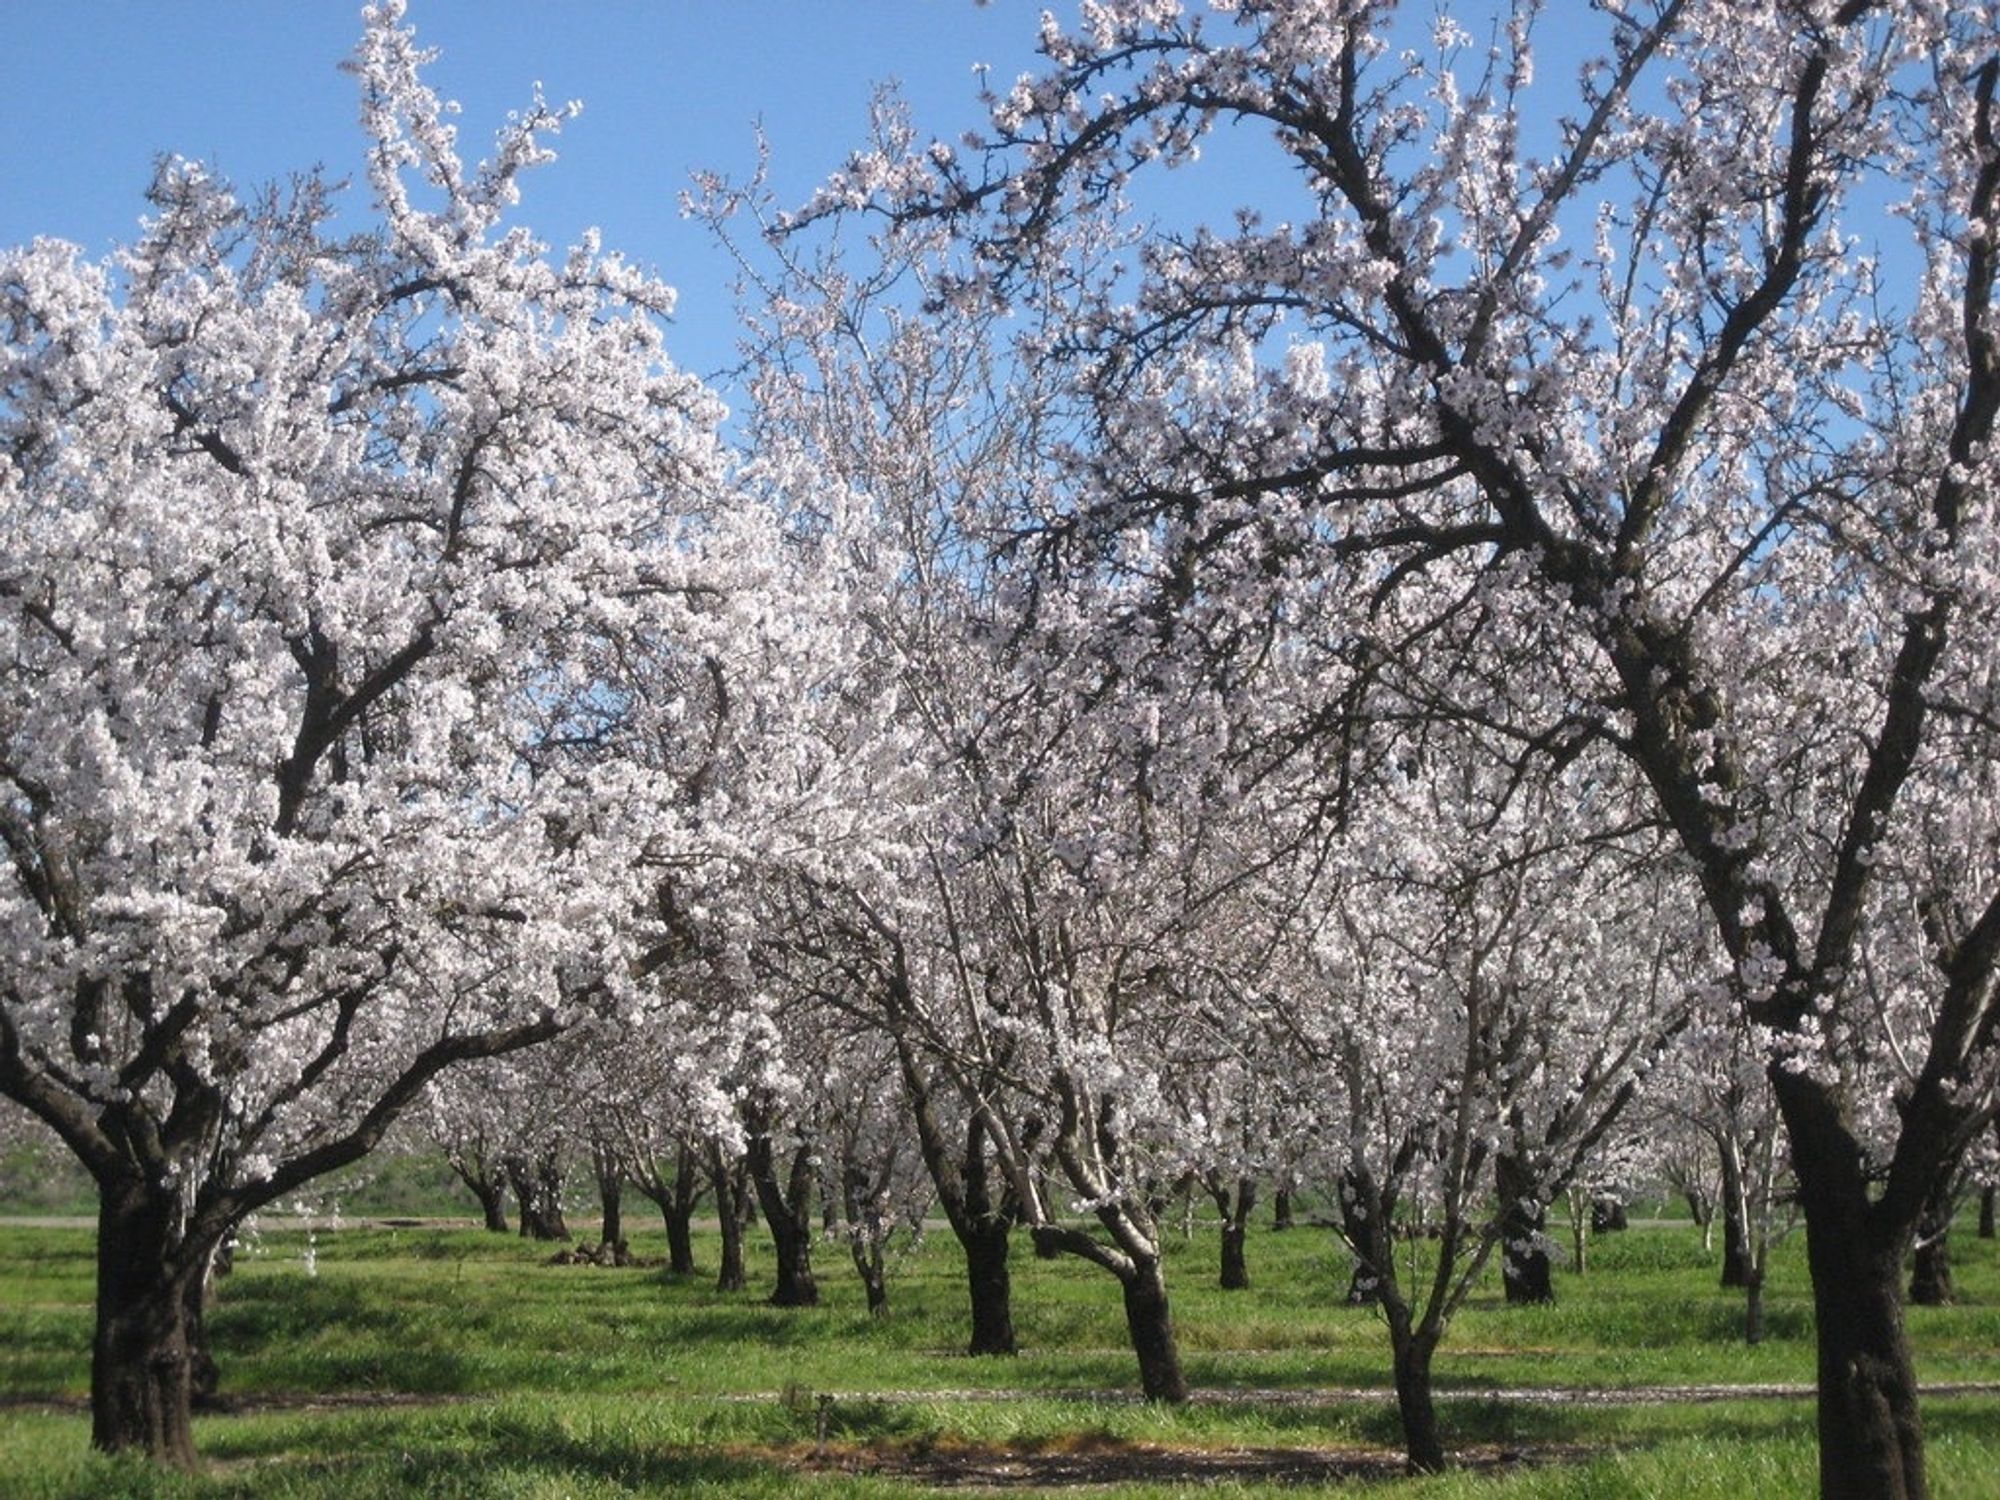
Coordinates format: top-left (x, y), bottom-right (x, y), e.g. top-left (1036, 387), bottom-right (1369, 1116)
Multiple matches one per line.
top-left (0, 2), bottom-right (745, 1464)
top-left (829, 2), bottom-right (2000, 1491)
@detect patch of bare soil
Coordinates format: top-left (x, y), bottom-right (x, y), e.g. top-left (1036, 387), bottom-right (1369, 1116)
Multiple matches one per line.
top-left (784, 1436), bottom-right (1594, 1489)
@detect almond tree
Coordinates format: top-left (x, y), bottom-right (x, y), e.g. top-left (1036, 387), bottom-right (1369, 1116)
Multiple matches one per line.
top-left (0, 3), bottom-right (741, 1463)
top-left (843, 4), bottom-right (2000, 1491)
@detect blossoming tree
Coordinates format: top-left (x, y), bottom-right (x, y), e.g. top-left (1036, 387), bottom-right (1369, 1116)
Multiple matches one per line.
top-left (828, 2), bottom-right (2000, 1491)
top-left (0, 2), bottom-right (737, 1463)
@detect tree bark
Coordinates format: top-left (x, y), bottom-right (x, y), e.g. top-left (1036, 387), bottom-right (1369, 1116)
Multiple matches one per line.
top-left (506, 1152), bottom-right (571, 1242)
top-left (1391, 1324), bottom-right (1447, 1474)
top-left (746, 1130), bottom-right (819, 1308)
top-left (90, 1181), bottom-right (205, 1467)
top-left (449, 1157), bottom-right (510, 1233)
top-left (664, 1144), bottom-right (701, 1275)
top-left (1211, 1175), bottom-right (1255, 1291)
top-left (1495, 1154), bottom-right (1553, 1304)
top-left (1745, 1264), bottom-right (1767, 1346)
top-left (1271, 1187), bottom-right (1295, 1231)
top-left (473, 1179), bottom-right (509, 1233)
top-left (1908, 1179), bottom-right (1956, 1308)
top-left (890, 1023), bottom-right (1018, 1354)
top-left (591, 1141), bottom-right (623, 1251)
top-left (962, 1219), bottom-right (1017, 1356)
top-left (1719, 1137), bottom-right (1752, 1288)
top-left (1119, 1255), bottom-right (1188, 1403)
top-left (706, 1145), bottom-right (748, 1293)
top-left (1780, 1078), bottom-right (1929, 1500)
top-left (1980, 1185), bottom-right (1995, 1241)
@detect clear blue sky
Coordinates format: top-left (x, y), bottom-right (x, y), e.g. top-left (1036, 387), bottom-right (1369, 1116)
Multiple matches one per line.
top-left (0, 2), bottom-right (1042, 389)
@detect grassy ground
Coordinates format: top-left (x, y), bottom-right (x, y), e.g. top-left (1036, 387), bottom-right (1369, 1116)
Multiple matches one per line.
top-left (1, 1209), bottom-right (1996, 1497)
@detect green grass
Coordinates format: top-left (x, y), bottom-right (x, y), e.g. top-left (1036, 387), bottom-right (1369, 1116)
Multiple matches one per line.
top-left (2, 1209), bottom-right (1997, 1496)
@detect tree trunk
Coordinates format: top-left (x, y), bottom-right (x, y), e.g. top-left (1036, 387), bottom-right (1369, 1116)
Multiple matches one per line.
top-left (507, 1153), bottom-right (571, 1242)
top-left (1272, 1187), bottom-right (1295, 1231)
top-left (1745, 1264), bottom-right (1767, 1346)
top-left (850, 1238), bottom-right (889, 1317)
top-left (1719, 1138), bottom-right (1752, 1288)
top-left (962, 1219), bottom-right (1017, 1356)
top-left (1980, 1185), bottom-right (1995, 1241)
top-left (747, 1133), bottom-right (819, 1308)
top-left (592, 1142), bottom-right (623, 1251)
top-left (450, 1158), bottom-right (510, 1233)
top-left (90, 1182), bottom-right (204, 1467)
top-left (1214, 1176), bottom-right (1255, 1291)
top-left (1908, 1180), bottom-right (1956, 1308)
top-left (1495, 1154), bottom-right (1553, 1304)
top-left (474, 1178), bottom-right (509, 1233)
top-left (1391, 1327), bottom-right (1447, 1474)
top-left (1119, 1256), bottom-right (1188, 1403)
top-left (1777, 1074), bottom-right (1929, 1500)
top-left (1804, 1230), bottom-right (1925, 1498)
top-left (663, 1146), bottom-right (701, 1275)
top-left (1570, 1188), bottom-right (1589, 1279)
top-left (707, 1146), bottom-right (748, 1293)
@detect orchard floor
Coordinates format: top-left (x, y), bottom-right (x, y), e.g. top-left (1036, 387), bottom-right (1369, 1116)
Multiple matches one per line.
top-left (2, 1213), bottom-right (1998, 1498)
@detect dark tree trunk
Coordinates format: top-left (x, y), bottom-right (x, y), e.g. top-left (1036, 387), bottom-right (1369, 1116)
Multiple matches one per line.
top-left (663, 1145), bottom-right (701, 1275)
top-left (1778, 1073), bottom-right (1929, 1500)
top-left (1745, 1264), bottom-right (1767, 1345)
top-left (1590, 1196), bottom-right (1628, 1233)
top-left (962, 1219), bottom-right (1017, 1355)
top-left (90, 1181), bottom-right (205, 1467)
top-left (1212, 1176), bottom-right (1255, 1291)
top-left (1119, 1256), bottom-right (1188, 1403)
top-left (841, 1161), bottom-right (890, 1317)
top-left (1980, 1185), bottom-right (1995, 1240)
top-left (1719, 1140), bottom-right (1752, 1288)
top-left (746, 1130), bottom-right (819, 1308)
top-left (890, 1022), bottom-right (1020, 1355)
top-left (449, 1157), bottom-right (510, 1233)
top-left (506, 1152), bottom-right (571, 1241)
top-left (1805, 1230), bottom-right (1925, 1498)
top-left (185, 1250), bottom-right (222, 1413)
top-left (474, 1179), bottom-right (509, 1233)
top-left (1494, 1154), bottom-right (1553, 1305)
top-left (1271, 1187), bottom-right (1295, 1231)
top-left (706, 1145), bottom-right (748, 1293)
top-left (1908, 1179), bottom-right (1956, 1308)
top-left (1391, 1325), bottom-right (1447, 1474)
top-left (592, 1143), bottom-right (623, 1251)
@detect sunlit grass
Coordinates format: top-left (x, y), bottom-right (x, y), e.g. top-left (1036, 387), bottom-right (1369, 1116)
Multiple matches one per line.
top-left (2, 1204), bottom-right (1997, 1496)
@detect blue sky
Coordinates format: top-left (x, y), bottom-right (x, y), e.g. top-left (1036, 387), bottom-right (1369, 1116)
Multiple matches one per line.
top-left (0, 2), bottom-right (1042, 388)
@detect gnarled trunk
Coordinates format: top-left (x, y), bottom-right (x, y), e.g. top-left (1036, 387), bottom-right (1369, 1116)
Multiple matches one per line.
top-left (91, 1181), bottom-right (209, 1467)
